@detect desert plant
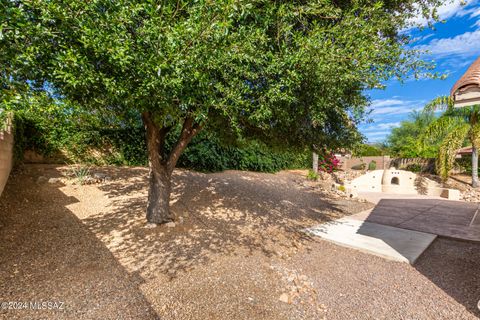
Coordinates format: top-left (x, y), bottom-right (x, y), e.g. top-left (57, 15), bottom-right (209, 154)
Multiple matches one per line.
top-left (338, 185), bottom-right (346, 192)
top-left (368, 160), bottom-right (377, 171)
top-left (68, 165), bottom-right (91, 185)
top-left (307, 170), bottom-right (319, 181)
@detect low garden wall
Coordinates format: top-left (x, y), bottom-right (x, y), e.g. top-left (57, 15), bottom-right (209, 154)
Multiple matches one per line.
top-left (338, 155), bottom-right (391, 171)
top-left (0, 114), bottom-right (14, 197)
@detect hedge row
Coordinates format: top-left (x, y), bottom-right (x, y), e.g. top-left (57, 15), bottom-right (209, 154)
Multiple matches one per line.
top-left (12, 111), bottom-right (309, 173)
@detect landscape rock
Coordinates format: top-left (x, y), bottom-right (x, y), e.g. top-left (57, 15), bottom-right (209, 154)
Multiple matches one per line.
top-left (93, 172), bottom-right (107, 180)
top-left (279, 293), bottom-right (291, 304)
top-left (165, 222), bottom-right (176, 228)
top-left (48, 177), bottom-right (62, 184)
top-left (36, 176), bottom-right (48, 184)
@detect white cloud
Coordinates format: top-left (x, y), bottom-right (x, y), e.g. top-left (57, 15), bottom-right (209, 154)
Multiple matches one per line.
top-left (371, 99), bottom-right (405, 108)
top-left (378, 122), bottom-right (401, 129)
top-left (363, 122), bottom-right (401, 131)
top-left (408, 0), bottom-right (479, 26)
top-left (365, 131), bottom-right (392, 137)
top-left (369, 98), bottom-right (425, 115)
top-left (417, 30), bottom-right (480, 58)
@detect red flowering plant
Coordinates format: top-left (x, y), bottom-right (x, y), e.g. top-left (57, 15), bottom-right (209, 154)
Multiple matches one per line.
top-left (318, 152), bottom-right (340, 173)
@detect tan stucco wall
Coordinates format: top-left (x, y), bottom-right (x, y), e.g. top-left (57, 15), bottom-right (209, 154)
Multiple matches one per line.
top-left (0, 119), bottom-right (13, 198)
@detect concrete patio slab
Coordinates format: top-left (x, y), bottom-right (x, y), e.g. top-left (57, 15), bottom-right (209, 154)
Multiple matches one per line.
top-left (306, 218), bottom-right (437, 264)
top-left (354, 192), bottom-right (480, 242)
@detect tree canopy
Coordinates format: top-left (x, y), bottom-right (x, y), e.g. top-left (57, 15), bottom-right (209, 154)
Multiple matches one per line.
top-left (2, 0), bottom-right (445, 222)
top-left (387, 110), bottom-right (439, 158)
top-left (4, 0), bottom-right (441, 147)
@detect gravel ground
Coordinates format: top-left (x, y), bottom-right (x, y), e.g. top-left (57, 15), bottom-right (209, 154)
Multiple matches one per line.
top-left (0, 164), bottom-right (479, 319)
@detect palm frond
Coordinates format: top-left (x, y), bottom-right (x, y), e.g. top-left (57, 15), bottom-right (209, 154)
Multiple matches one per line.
top-left (421, 115), bottom-right (462, 143)
top-left (436, 123), bottom-right (469, 180)
top-left (424, 96), bottom-right (453, 113)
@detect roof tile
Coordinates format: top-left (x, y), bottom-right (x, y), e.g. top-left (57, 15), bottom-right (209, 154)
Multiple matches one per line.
top-left (451, 56), bottom-right (480, 97)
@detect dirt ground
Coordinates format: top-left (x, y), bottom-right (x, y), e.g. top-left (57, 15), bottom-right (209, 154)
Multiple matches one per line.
top-left (0, 164), bottom-right (479, 319)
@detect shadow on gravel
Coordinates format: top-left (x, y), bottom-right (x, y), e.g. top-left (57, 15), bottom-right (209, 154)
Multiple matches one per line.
top-left (83, 168), bottom-right (357, 279)
top-left (415, 238), bottom-right (480, 318)
top-left (359, 197), bottom-right (480, 318)
top-left (0, 166), bottom-right (159, 319)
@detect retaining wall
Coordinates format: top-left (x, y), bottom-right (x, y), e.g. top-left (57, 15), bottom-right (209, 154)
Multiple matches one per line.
top-left (0, 115), bottom-right (13, 198)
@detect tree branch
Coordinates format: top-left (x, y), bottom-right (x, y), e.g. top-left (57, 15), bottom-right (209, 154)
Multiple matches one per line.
top-left (166, 116), bottom-right (203, 173)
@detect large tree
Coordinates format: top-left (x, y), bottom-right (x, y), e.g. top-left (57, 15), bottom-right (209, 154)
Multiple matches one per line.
top-left (387, 110), bottom-right (438, 158)
top-left (2, 0), bottom-right (441, 223)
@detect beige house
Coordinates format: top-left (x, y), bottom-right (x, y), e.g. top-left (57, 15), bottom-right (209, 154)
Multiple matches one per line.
top-left (451, 56), bottom-right (480, 107)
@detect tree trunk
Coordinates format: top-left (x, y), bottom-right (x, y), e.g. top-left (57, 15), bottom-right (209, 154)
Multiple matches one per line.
top-left (472, 146), bottom-right (479, 188)
top-left (146, 166), bottom-right (174, 223)
top-left (142, 111), bottom-right (203, 224)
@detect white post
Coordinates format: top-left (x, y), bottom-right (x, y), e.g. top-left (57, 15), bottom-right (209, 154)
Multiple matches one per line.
top-left (312, 152), bottom-right (318, 172)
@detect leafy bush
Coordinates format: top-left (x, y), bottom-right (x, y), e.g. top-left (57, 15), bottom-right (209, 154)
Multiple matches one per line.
top-left (454, 156), bottom-right (472, 174)
top-left (318, 152), bottom-right (340, 173)
top-left (368, 160), bottom-right (377, 171)
top-left (351, 163), bottom-right (366, 170)
top-left (405, 163), bottom-right (422, 173)
top-left (9, 98), bottom-right (310, 172)
top-left (307, 169), bottom-right (319, 181)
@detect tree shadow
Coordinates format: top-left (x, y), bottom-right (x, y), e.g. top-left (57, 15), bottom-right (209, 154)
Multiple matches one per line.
top-left (81, 168), bottom-right (368, 280)
top-left (357, 197), bottom-right (480, 317)
top-left (0, 165), bottom-right (160, 319)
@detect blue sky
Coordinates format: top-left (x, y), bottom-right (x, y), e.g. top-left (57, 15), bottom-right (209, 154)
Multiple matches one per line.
top-left (359, 0), bottom-right (480, 143)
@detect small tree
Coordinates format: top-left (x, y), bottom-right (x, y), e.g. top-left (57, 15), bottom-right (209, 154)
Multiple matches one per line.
top-left (3, 0), bottom-right (442, 223)
top-left (424, 96), bottom-right (480, 187)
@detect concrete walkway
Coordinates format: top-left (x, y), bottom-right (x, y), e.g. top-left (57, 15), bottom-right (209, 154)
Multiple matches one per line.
top-left (307, 217), bottom-right (437, 264)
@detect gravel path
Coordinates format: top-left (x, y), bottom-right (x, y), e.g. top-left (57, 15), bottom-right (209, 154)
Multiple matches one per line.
top-left (0, 164), bottom-right (478, 319)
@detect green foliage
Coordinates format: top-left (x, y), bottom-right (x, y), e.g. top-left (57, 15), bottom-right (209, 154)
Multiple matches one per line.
top-left (455, 156), bottom-right (472, 175)
top-left (405, 163), bottom-right (422, 173)
top-left (423, 96), bottom-right (479, 180)
top-left (68, 165), bottom-right (91, 185)
top-left (5, 92), bottom-right (309, 172)
top-left (351, 163), bottom-right (366, 171)
top-left (354, 144), bottom-right (385, 156)
top-left (3, 0), bottom-right (443, 157)
top-left (368, 160), bottom-right (377, 171)
top-left (387, 110), bottom-right (439, 158)
top-left (338, 185), bottom-right (346, 192)
top-left (307, 170), bottom-right (319, 181)
top-left (178, 133), bottom-right (309, 172)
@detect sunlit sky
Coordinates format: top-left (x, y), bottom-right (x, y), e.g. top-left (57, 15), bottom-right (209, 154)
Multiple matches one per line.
top-left (359, 0), bottom-right (480, 143)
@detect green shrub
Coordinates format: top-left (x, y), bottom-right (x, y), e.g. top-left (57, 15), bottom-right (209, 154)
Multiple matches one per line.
top-left (307, 169), bottom-right (319, 181)
top-left (405, 163), bottom-right (422, 173)
top-left (351, 163), bottom-right (366, 170)
top-left (368, 160), bottom-right (377, 171)
top-left (10, 106), bottom-right (310, 172)
top-left (455, 156), bottom-right (472, 174)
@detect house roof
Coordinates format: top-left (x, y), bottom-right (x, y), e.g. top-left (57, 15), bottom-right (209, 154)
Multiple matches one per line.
top-left (451, 56), bottom-right (480, 97)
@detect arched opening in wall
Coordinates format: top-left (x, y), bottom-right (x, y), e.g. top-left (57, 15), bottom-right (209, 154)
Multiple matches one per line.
top-left (391, 177), bottom-right (399, 185)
